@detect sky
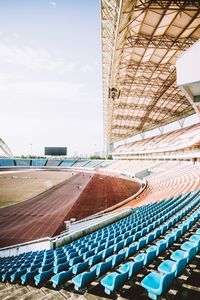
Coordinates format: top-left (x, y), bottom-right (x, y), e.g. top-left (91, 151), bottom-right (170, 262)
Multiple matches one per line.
top-left (0, 0), bottom-right (103, 157)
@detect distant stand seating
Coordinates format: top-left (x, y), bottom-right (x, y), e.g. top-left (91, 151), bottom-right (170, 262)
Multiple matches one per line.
top-left (0, 159), bottom-right (15, 166)
top-left (112, 123), bottom-right (200, 160)
top-left (15, 159), bottom-right (31, 166)
top-left (31, 159), bottom-right (47, 167)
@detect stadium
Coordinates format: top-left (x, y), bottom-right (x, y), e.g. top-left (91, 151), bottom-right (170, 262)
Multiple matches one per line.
top-left (0, 0), bottom-right (200, 299)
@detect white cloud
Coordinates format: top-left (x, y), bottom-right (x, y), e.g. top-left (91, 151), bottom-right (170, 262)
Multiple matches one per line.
top-left (0, 43), bottom-right (75, 72)
top-left (49, 1), bottom-right (56, 6)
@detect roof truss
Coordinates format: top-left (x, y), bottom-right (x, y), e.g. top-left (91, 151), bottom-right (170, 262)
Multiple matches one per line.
top-left (101, 0), bottom-right (200, 146)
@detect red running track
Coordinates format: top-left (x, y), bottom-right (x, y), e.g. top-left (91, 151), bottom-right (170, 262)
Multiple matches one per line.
top-left (0, 173), bottom-right (140, 247)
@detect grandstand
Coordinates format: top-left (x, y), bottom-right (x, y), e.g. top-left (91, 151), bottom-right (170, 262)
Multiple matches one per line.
top-left (112, 123), bottom-right (200, 160)
top-left (0, 0), bottom-right (200, 299)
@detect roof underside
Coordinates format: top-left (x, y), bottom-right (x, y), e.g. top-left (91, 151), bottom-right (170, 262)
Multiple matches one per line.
top-left (101, 0), bottom-right (200, 144)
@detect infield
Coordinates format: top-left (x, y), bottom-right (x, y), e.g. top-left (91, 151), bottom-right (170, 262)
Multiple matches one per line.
top-left (0, 170), bottom-right (75, 208)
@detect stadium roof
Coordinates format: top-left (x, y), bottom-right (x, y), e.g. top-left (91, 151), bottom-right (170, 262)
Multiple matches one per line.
top-left (0, 138), bottom-right (13, 157)
top-left (101, 0), bottom-right (200, 146)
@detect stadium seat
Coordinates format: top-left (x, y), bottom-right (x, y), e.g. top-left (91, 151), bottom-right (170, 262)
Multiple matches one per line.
top-left (72, 261), bottom-right (89, 275)
top-left (34, 267), bottom-right (54, 286)
top-left (53, 261), bottom-right (69, 273)
top-left (101, 271), bottom-right (129, 295)
top-left (170, 250), bottom-right (188, 277)
top-left (50, 269), bottom-right (73, 288)
top-left (180, 241), bottom-right (198, 261)
top-left (141, 269), bottom-right (175, 300)
top-left (72, 269), bottom-right (96, 291)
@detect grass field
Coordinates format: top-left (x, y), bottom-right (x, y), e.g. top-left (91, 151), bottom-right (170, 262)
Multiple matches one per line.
top-left (0, 170), bottom-right (75, 208)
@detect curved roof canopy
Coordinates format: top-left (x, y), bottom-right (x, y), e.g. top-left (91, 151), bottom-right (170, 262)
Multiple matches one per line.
top-left (101, 0), bottom-right (200, 145)
top-left (0, 137), bottom-right (13, 157)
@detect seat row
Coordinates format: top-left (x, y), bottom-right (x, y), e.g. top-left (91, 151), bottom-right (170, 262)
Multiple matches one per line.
top-left (141, 228), bottom-right (200, 299)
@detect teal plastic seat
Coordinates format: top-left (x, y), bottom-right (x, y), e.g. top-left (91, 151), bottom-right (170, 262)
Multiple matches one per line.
top-left (69, 255), bottom-right (83, 266)
top-left (100, 271), bottom-right (129, 295)
top-left (111, 250), bottom-right (126, 267)
top-left (156, 239), bottom-right (167, 255)
top-left (72, 261), bottom-right (89, 275)
top-left (189, 234), bottom-right (200, 251)
top-left (181, 241), bottom-right (198, 262)
top-left (144, 246), bottom-right (157, 266)
top-left (170, 250), bottom-right (188, 277)
top-left (50, 268), bottom-right (73, 288)
top-left (137, 237), bottom-right (147, 250)
top-left (39, 262), bottom-right (53, 273)
top-left (158, 260), bottom-right (176, 274)
top-left (147, 232), bottom-right (155, 244)
top-left (119, 255), bottom-right (144, 279)
top-left (125, 242), bottom-right (138, 258)
top-left (141, 270), bottom-right (175, 300)
top-left (90, 259), bottom-right (112, 276)
top-left (10, 269), bottom-right (27, 282)
top-left (54, 256), bottom-right (67, 265)
top-left (34, 267), bottom-right (54, 286)
top-left (114, 240), bottom-right (125, 252)
top-left (88, 253), bottom-right (103, 266)
top-left (102, 246), bottom-right (115, 259)
top-left (165, 233), bottom-right (175, 247)
top-left (53, 261), bottom-right (69, 274)
top-left (72, 269), bottom-right (96, 291)
top-left (83, 249), bottom-right (95, 259)
top-left (21, 269), bottom-right (38, 284)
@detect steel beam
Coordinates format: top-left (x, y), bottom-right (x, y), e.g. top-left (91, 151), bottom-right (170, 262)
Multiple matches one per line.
top-left (126, 35), bottom-right (196, 50)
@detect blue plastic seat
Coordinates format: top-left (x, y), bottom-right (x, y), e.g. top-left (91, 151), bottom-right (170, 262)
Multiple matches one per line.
top-left (10, 269), bottom-right (27, 282)
top-left (88, 253), bottom-right (103, 266)
top-left (72, 261), bottom-right (89, 275)
top-left (181, 241), bottom-right (198, 261)
top-left (125, 236), bottom-right (134, 247)
top-left (42, 257), bottom-right (53, 265)
top-left (34, 267), bottom-right (54, 286)
top-left (147, 232), bottom-right (155, 244)
top-left (50, 268), bottom-right (73, 288)
top-left (189, 234), bottom-right (200, 251)
top-left (157, 260), bottom-right (177, 274)
top-left (21, 269), bottom-right (39, 284)
top-left (100, 271), bottom-right (129, 295)
top-left (144, 246), bottom-right (157, 266)
top-left (67, 251), bottom-right (78, 260)
top-left (82, 249), bottom-right (95, 260)
top-left (102, 245), bottom-right (114, 259)
top-left (54, 256), bottom-right (67, 265)
top-left (119, 255), bottom-right (144, 279)
top-left (125, 242), bottom-right (138, 258)
top-left (114, 240), bottom-right (125, 252)
top-left (156, 239), bottom-right (167, 256)
top-left (69, 255), bottom-right (83, 266)
top-left (141, 270), bottom-right (175, 300)
top-left (171, 228), bottom-right (182, 240)
top-left (165, 233), bottom-right (175, 247)
top-left (137, 237), bottom-right (147, 250)
top-left (2, 268), bottom-right (18, 282)
top-left (170, 250), bottom-right (188, 277)
top-left (94, 244), bottom-right (106, 254)
top-left (53, 261), bottom-right (69, 274)
top-left (90, 259), bottom-right (112, 276)
top-left (72, 269), bottom-right (96, 291)
top-left (38, 262), bottom-right (54, 273)
top-left (110, 250), bottom-right (126, 268)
